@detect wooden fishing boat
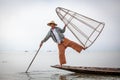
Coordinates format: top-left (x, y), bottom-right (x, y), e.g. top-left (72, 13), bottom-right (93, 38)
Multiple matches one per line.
top-left (51, 65), bottom-right (120, 75)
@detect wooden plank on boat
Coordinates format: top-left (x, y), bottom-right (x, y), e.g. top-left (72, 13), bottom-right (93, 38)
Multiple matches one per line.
top-left (51, 65), bottom-right (120, 75)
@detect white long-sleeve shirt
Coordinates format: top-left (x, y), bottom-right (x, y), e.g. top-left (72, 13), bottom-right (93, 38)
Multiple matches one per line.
top-left (52, 28), bottom-right (61, 44)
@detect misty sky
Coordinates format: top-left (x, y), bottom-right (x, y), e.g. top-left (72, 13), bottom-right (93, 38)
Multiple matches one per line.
top-left (0, 0), bottom-right (120, 52)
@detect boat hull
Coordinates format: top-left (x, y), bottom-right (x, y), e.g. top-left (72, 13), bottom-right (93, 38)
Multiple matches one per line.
top-left (51, 65), bottom-right (120, 75)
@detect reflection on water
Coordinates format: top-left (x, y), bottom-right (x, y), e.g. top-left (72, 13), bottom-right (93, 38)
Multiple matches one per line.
top-left (0, 70), bottom-right (120, 80)
top-left (51, 73), bottom-right (120, 80)
top-left (20, 71), bottom-right (120, 80)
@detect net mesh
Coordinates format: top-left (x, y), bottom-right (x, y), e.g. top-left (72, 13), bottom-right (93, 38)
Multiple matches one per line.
top-left (56, 7), bottom-right (105, 48)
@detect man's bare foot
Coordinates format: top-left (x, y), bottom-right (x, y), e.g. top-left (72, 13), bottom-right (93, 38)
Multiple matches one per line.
top-left (83, 47), bottom-right (87, 50)
top-left (60, 64), bottom-right (62, 67)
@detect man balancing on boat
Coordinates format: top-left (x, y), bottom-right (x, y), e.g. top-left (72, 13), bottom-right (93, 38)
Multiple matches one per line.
top-left (40, 21), bottom-right (86, 67)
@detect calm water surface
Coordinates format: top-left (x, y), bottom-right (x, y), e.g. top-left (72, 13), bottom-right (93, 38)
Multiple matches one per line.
top-left (0, 51), bottom-right (120, 80)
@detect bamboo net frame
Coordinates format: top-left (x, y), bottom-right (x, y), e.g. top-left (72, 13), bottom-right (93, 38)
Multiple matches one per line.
top-left (56, 7), bottom-right (105, 48)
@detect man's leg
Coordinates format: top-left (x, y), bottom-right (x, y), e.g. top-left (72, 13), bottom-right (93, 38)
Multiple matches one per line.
top-left (67, 39), bottom-right (84, 53)
top-left (58, 44), bottom-right (66, 66)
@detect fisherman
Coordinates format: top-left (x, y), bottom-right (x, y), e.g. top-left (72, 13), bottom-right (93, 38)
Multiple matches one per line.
top-left (40, 21), bottom-right (85, 67)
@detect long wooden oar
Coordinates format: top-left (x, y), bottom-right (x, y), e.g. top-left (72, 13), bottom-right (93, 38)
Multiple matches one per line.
top-left (25, 46), bottom-right (41, 73)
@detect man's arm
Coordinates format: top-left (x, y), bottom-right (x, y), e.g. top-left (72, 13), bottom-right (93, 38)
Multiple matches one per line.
top-left (40, 31), bottom-right (51, 47)
top-left (60, 25), bottom-right (67, 33)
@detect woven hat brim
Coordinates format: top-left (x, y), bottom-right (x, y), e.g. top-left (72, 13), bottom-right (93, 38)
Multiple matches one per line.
top-left (47, 23), bottom-right (57, 26)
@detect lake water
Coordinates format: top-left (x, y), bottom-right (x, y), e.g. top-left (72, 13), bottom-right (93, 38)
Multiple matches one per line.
top-left (0, 51), bottom-right (120, 80)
